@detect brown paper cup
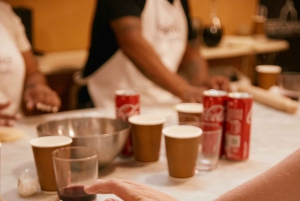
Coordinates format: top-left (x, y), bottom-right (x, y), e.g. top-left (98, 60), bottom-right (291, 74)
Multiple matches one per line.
top-left (163, 125), bottom-right (202, 178)
top-left (30, 136), bottom-right (72, 192)
top-left (175, 103), bottom-right (203, 123)
top-left (256, 65), bottom-right (282, 90)
top-left (129, 114), bottom-right (166, 162)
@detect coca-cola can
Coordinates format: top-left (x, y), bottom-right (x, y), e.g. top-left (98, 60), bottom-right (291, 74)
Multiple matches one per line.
top-left (115, 90), bottom-right (140, 156)
top-left (225, 92), bottom-right (253, 161)
top-left (202, 89), bottom-right (228, 156)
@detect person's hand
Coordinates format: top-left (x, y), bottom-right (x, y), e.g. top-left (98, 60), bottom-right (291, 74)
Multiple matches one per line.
top-left (84, 179), bottom-right (178, 201)
top-left (204, 75), bottom-right (231, 92)
top-left (0, 102), bottom-right (21, 126)
top-left (23, 83), bottom-right (61, 113)
top-left (179, 85), bottom-right (207, 103)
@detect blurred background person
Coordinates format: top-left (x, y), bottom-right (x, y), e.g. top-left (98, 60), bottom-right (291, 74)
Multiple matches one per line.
top-left (77, 0), bottom-right (230, 110)
top-left (0, 1), bottom-right (61, 126)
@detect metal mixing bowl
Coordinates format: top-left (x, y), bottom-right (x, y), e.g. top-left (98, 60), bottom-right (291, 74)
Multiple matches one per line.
top-left (36, 117), bottom-right (130, 167)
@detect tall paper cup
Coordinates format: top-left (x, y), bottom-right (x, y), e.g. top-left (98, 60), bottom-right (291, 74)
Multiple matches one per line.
top-left (129, 114), bottom-right (166, 162)
top-left (256, 65), bottom-right (282, 89)
top-left (163, 125), bottom-right (202, 178)
top-left (30, 136), bottom-right (72, 193)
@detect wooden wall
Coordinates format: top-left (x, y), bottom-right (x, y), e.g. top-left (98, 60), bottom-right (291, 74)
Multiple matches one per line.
top-left (4, 0), bottom-right (96, 52)
top-left (5, 0), bottom-right (258, 52)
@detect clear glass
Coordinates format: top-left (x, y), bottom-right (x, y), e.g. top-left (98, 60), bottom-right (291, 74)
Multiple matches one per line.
top-left (196, 123), bottom-right (222, 172)
top-left (52, 146), bottom-right (98, 201)
top-left (279, 72), bottom-right (300, 102)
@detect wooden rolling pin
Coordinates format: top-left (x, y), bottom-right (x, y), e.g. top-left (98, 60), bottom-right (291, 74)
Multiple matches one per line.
top-left (232, 81), bottom-right (299, 114)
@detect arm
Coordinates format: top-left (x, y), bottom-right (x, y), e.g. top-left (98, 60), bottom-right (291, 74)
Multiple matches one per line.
top-left (216, 148), bottom-right (300, 201)
top-left (110, 16), bottom-right (205, 102)
top-left (84, 148), bottom-right (300, 201)
top-left (22, 49), bottom-right (61, 113)
top-left (178, 40), bottom-right (230, 91)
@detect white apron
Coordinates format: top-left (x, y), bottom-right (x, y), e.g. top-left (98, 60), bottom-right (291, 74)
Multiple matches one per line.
top-left (0, 22), bottom-right (25, 115)
top-left (87, 0), bottom-right (187, 111)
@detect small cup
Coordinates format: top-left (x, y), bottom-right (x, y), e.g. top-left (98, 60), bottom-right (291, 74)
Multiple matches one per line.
top-left (175, 103), bottom-right (203, 123)
top-left (30, 136), bottom-right (72, 193)
top-left (256, 65), bottom-right (282, 90)
top-left (279, 72), bottom-right (300, 102)
top-left (196, 123), bottom-right (222, 171)
top-left (52, 146), bottom-right (98, 201)
top-left (163, 125), bottom-right (202, 178)
top-left (128, 114), bottom-right (166, 162)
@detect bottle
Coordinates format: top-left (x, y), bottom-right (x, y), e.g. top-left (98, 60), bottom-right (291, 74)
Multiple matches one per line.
top-left (203, 0), bottom-right (223, 47)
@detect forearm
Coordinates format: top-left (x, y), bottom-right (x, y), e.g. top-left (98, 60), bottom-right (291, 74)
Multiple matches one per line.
top-left (22, 50), bottom-right (47, 88)
top-left (178, 40), bottom-right (208, 86)
top-left (216, 148), bottom-right (300, 201)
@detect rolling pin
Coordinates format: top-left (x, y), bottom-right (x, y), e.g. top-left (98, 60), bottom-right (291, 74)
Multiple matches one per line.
top-left (232, 81), bottom-right (299, 114)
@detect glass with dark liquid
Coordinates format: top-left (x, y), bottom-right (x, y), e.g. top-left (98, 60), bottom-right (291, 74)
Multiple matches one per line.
top-left (53, 146), bottom-right (98, 201)
top-left (58, 186), bottom-right (96, 201)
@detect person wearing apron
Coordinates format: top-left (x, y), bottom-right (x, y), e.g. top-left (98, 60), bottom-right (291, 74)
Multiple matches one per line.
top-left (79, 0), bottom-right (229, 112)
top-left (0, 1), bottom-right (61, 126)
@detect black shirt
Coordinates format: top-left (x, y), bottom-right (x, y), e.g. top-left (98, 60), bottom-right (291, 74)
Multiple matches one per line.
top-left (83, 0), bottom-right (197, 77)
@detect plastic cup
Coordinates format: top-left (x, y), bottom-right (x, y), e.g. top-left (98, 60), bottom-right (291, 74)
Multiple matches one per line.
top-left (52, 146), bottom-right (98, 201)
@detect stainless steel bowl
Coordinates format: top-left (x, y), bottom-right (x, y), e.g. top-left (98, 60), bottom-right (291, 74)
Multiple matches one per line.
top-left (36, 117), bottom-right (130, 167)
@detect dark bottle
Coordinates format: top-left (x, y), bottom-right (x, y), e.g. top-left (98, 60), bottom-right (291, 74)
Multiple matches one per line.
top-left (203, 26), bottom-right (223, 47)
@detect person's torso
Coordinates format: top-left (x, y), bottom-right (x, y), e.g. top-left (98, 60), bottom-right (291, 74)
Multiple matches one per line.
top-left (86, 0), bottom-right (188, 110)
top-left (0, 21), bottom-right (25, 114)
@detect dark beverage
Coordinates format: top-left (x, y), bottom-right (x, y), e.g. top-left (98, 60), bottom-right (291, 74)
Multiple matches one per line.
top-left (203, 26), bottom-right (222, 47)
top-left (58, 186), bottom-right (96, 201)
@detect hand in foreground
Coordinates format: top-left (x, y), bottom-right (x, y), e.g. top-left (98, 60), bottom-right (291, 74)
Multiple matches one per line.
top-left (0, 102), bottom-right (21, 126)
top-left (24, 83), bottom-right (61, 113)
top-left (204, 75), bottom-right (231, 92)
top-left (84, 179), bottom-right (178, 201)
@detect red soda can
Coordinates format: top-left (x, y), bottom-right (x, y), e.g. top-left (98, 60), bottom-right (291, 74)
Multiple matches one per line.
top-left (225, 92), bottom-right (253, 160)
top-left (202, 89), bottom-right (228, 156)
top-left (115, 90), bottom-right (140, 156)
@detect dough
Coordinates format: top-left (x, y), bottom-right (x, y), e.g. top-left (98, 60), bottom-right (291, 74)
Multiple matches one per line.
top-left (0, 126), bottom-right (25, 142)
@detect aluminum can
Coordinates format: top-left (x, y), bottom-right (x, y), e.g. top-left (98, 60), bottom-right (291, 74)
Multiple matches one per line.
top-left (225, 92), bottom-right (253, 160)
top-left (202, 89), bottom-right (228, 156)
top-left (115, 90), bottom-right (140, 156)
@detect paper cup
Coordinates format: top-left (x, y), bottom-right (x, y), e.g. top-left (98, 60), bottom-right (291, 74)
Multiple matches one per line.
top-left (175, 103), bottom-right (203, 123)
top-left (163, 125), bottom-right (202, 178)
top-left (129, 114), bottom-right (166, 162)
top-left (256, 65), bottom-right (282, 90)
top-left (30, 136), bottom-right (72, 192)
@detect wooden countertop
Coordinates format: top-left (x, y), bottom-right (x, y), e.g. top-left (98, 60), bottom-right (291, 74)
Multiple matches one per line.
top-left (36, 36), bottom-right (289, 75)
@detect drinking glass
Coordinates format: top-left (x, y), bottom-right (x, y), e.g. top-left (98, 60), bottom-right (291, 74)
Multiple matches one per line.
top-left (52, 146), bottom-right (98, 201)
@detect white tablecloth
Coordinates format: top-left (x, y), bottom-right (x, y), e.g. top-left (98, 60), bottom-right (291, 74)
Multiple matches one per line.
top-left (2, 102), bottom-right (300, 201)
